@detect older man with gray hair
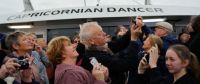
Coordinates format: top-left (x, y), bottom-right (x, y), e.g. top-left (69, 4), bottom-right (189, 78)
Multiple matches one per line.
top-left (79, 21), bottom-right (143, 84)
top-left (154, 22), bottom-right (174, 37)
top-left (152, 21), bottom-right (178, 56)
top-left (79, 22), bottom-right (107, 49)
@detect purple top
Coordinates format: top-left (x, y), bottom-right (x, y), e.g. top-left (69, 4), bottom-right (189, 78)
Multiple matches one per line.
top-left (55, 64), bottom-right (106, 84)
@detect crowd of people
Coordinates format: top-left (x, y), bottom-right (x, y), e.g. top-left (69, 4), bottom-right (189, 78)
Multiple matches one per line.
top-left (0, 15), bottom-right (200, 84)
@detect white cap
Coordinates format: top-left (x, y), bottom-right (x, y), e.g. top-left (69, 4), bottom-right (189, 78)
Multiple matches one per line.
top-left (155, 22), bottom-right (173, 33)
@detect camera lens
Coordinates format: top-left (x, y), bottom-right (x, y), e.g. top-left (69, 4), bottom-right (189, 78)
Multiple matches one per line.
top-left (18, 60), bottom-right (29, 70)
top-left (17, 57), bottom-right (29, 70)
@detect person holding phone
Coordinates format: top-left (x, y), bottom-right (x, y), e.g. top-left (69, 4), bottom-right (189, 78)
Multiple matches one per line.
top-left (46, 36), bottom-right (108, 84)
top-left (131, 16), bottom-right (178, 61)
top-left (127, 34), bottom-right (166, 84)
top-left (79, 21), bottom-right (143, 84)
top-left (27, 32), bottom-right (51, 84)
top-left (137, 43), bottom-right (165, 84)
top-left (138, 44), bottom-right (200, 84)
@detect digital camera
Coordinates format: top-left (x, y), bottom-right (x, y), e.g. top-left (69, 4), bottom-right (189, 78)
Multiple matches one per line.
top-left (16, 57), bottom-right (29, 70)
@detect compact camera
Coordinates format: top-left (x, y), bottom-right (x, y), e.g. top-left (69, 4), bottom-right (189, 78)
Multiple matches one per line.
top-left (16, 57), bottom-right (29, 70)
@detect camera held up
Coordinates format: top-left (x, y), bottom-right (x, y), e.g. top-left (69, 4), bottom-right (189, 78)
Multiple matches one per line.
top-left (16, 57), bottom-right (29, 70)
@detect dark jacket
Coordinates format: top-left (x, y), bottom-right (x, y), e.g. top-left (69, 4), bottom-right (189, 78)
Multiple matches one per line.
top-left (127, 50), bottom-right (169, 84)
top-left (141, 25), bottom-right (178, 56)
top-left (81, 41), bottom-right (140, 84)
top-left (0, 50), bottom-right (7, 67)
top-left (109, 25), bottom-right (150, 54)
top-left (138, 68), bottom-right (199, 84)
top-left (76, 43), bottom-right (85, 65)
top-left (0, 79), bottom-right (6, 84)
top-left (188, 32), bottom-right (200, 63)
top-left (160, 35), bottom-right (178, 56)
top-left (108, 30), bottom-right (131, 54)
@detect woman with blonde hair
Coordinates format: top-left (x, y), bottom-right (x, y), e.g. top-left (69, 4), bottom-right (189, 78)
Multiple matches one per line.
top-left (128, 34), bottom-right (167, 84)
top-left (46, 36), bottom-right (108, 84)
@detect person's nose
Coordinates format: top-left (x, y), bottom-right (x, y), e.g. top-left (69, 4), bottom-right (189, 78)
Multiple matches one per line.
top-left (103, 32), bottom-right (107, 37)
top-left (166, 59), bottom-right (170, 66)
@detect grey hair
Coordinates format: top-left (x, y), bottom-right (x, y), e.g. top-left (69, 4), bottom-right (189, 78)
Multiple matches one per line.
top-left (79, 22), bottom-right (99, 47)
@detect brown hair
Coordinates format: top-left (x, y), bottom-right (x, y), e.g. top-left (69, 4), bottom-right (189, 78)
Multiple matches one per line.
top-left (46, 36), bottom-right (71, 64)
top-left (169, 44), bottom-right (200, 79)
top-left (6, 32), bottom-right (25, 51)
top-left (191, 15), bottom-right (200, 33)
top-left (27, 32), bottom-right (37, 38)
top-left (148, 34), bottom-right (163, 51)
top-left (114, 25), bottom-right (126, 35)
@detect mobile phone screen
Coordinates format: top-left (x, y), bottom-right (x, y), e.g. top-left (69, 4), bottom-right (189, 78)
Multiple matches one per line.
top-left (90, 57), bottom-right (99, 66)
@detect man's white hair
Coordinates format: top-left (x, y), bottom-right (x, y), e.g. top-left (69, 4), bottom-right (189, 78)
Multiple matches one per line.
top-left (79, 22), bottom-right (100, 47)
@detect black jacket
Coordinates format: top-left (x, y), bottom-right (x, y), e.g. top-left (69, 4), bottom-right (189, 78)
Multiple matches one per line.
top-left (0, 79), bottom-right (6, 84)
top-left (81, 41), bottom-right (139, 84)
top-left (127, 50), bottom-right (169, 84)
top-left (188, 32), bottom-right (200, 63)
top-left (138, 68), bottom-right (199, 84)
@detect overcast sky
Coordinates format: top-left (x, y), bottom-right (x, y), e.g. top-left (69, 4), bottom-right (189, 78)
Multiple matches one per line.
top-left (0, 0), bottom-right (199, 15)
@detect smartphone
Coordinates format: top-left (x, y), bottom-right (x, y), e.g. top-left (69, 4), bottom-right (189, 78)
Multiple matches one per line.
top-left (145, 54), bottom-right (149, 63)
top-left (140, 51), bottom-right (149, 63)
top-left (131, 17), bottom-right (137, 25)
top-left (90, 57), bottom-right (99, 66)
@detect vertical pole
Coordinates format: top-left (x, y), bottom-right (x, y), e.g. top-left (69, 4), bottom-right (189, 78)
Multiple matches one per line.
top-left (145, 0), bottom-right (151, 5)
top-left (84, 0), bottom-right (87, 6)
top-left (97, 0), bottom-right (100, 6)
top-left (23, 0), bottom-right (34, 11)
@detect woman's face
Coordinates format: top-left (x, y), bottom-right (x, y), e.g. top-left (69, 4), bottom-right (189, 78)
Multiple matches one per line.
top-left (142, 37), bottom-right (152, 50)
top-left (165, 49), bottom-right (187, 74)
top-left (62, 41), bottom-right (79, 58)
top-left (28, 35), bottom-right (37, 48)
top-left (16, 35), bottom-right (33, 51)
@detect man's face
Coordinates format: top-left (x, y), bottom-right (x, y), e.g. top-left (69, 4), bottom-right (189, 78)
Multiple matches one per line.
top-left (91, 25), bottom-right (107, 46)
top-left (154, 26), bottom-right (168, 37)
